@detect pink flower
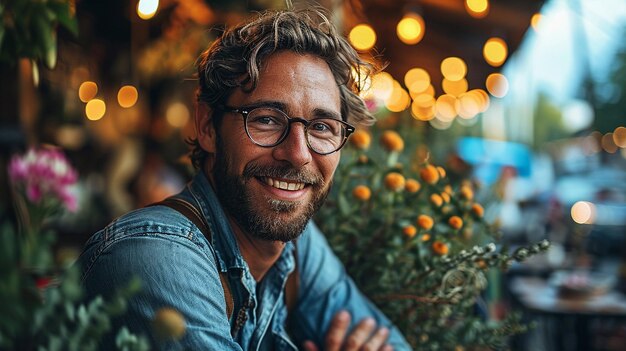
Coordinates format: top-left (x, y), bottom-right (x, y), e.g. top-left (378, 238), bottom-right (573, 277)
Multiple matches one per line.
top-left (8, 147), bottom-right (79, 213)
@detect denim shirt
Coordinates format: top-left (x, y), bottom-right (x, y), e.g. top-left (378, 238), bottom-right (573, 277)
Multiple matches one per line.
top-left (78, 171), bottom-right (411, 350)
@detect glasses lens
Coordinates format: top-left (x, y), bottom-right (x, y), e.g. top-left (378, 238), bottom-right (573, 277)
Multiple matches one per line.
top-left (307, 118), bottom-right (346, 154)
top-left (245, 108), bottom-right (289, 146)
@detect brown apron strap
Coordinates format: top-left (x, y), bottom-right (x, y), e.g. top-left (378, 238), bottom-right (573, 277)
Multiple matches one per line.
top-left (149, 197), bottom-right (235, 320)
top-left (284, 244), bottom-right (299, 313)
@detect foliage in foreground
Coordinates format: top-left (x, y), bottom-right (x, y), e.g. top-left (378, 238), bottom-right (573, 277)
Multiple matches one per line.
top-left (317, 129), bottom-right (549, 350)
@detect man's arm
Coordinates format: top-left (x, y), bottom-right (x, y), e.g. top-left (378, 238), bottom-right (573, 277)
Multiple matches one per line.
top-left (78, 216), bottom-right (243, 350)
top-left (289, 222), bottom-right (411, 350)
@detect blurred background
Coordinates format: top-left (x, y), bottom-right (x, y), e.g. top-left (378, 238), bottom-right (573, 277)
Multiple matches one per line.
top-left (2, 0), bottom-right (626, 349)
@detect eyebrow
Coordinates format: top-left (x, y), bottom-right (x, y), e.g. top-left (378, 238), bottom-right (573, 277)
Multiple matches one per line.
top-left (240, 100), bottom-right (342, 120)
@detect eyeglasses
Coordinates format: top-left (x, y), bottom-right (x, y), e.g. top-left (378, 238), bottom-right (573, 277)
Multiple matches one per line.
top-left (222, 106), bottom-right (355, 155)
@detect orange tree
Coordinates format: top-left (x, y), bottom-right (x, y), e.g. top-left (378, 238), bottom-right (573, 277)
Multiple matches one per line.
top-left (316, 128), bottom-right (549, 350)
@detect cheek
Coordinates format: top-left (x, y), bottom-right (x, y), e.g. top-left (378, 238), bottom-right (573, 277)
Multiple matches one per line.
top-left (319, 154), bottom-right (340, 180)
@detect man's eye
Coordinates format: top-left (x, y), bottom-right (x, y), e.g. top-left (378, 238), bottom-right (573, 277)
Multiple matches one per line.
top-left (255, 116), bottom-right (277, 124)
top-left (311, 122), bottom-right (330, 131)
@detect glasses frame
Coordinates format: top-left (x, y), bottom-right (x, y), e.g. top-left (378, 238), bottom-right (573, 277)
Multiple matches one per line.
top-left (222, 105), bottom-right (355, 155)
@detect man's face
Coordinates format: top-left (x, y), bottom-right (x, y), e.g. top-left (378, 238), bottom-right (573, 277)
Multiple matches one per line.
top-left (212, 51), bottom-right (342, 242)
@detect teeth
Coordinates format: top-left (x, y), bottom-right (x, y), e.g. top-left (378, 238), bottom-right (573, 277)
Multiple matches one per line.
top-left (264, 177), bottom-right (305, 191)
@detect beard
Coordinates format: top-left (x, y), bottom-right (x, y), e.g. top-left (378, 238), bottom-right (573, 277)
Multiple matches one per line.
top-left (212, 137), bottom-right (331, 242)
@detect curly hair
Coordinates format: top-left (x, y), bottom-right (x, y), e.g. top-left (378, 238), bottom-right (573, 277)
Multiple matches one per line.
top-left (189, 8), bottom-right (377, 170)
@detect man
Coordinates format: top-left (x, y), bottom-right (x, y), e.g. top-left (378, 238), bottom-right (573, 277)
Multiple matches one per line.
top-left (78, 8), bottom-right (411, 351)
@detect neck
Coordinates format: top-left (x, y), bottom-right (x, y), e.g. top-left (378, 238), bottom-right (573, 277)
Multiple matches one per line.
top-left (228, 217), bottom-right (285, 282)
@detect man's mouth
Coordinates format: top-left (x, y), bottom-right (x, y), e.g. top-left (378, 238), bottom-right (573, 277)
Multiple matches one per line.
top-left (262, 177), bottom-right (306, 191)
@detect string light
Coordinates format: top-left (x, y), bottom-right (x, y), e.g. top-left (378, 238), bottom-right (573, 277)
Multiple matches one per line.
top-left (531, 13), bottom-right (542, 30)
top-left (78, 81), bottom-right (98, 102)
top-left (397, 13), bottom-right (425, 45)
top-left (404, 68), bottom-right (430, 94)
top-left (137, 0), bottom-right (159, 20)
top-left (349, 24), bottom-right (376, 51)
top-left (465, 0), bottom-right (489, 18)
top-left (117, 85), bottom-right (139, 108)
top-left (483, 37), bottom-right (508, 67)
top-left (571, 201), bottom-right (595, 224)
top-left (85, 99), bottom-right (106, 121)
top-left (485, 73), bottom-right (509, 98)
top-left (441, 57), bottom-right (467, 81)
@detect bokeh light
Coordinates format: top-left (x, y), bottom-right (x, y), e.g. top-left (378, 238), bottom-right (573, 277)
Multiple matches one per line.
top-left (117, 85), bottom-right (139, 108)
top-left (78, 81), bottom-right (98, 102)
top-left (465, 0), bottom-right (489, 18)
top-left (166, 102), bottom-right (191, 128)
top-left (411, 94), bottom-right (435, 121)
top-left (137, 0), bottom-right (159, 20)
top-left (483, 37), bottom-right (508, 67)
top-left (349, 24), bottom-right (377, 51)
top-left (442, 78), bottom-right (468, 96)
top-left (441, 57), bottom-right (467, 81)
top-left (385, 80), bottom-right (410, 112)
top-left (404, 68), bottom-right (430, 94)
top-left (602, 132), bottom-right (618, 153)
top-left (85, 99), bottom-right (106, 120)
top-left (612, 126), bottom-right (626, 148)
top-left (397, 13), bottom-right (425, 45)
top-left (571, 201), bottom-right (596, 224)
top-left (368, 72), bottom-right (394, 101)
top-left (435, 94), bottom-right (458, 121)
top-left (531, 13), bottom-right (542, 30)
top-left (485, 73), bottom-right (509, 98)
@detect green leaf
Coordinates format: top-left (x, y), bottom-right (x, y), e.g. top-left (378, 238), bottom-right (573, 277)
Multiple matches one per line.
top-left (337, 193), bottom-right (351, 216)
top-left (48, 1), bottom-right (78, 36)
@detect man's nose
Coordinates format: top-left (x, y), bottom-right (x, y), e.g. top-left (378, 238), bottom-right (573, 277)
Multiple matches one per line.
top-left (271, 124), bottom-right (313, 167)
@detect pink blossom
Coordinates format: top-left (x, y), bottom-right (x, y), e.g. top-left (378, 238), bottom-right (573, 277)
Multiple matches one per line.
top-left (8, 147), bottom-right (79, 213)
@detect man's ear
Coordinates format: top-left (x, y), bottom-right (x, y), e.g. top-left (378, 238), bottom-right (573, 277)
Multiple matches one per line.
top-left (195, 102), bottom-right (217, 153)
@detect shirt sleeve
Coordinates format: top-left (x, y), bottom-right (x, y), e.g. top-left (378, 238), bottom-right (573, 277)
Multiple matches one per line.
top-left (78, 219), bottom-right (243, 350)
top-left (288, 221), bottom-right (412, 350)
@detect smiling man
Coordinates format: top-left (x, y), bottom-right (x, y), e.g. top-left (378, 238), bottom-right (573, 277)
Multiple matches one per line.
top-left (78, 8), bottom-right (410, 351)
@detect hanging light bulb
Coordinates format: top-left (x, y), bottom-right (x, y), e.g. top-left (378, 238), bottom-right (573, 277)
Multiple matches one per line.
top-left (397, 13), bottom-right (425, 45)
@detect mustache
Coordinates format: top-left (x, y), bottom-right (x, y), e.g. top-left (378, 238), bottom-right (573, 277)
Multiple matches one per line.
top-left (242, 162), bottom-right (324, 186)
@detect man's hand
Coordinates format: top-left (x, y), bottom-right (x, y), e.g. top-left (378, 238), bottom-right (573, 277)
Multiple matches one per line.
top-left (302, 310), bottom-right (393, 351)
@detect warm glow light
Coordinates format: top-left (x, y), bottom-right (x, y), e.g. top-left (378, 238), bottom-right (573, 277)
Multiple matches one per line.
top-left (486, 73), bottom-right (509, 98)
top-left (435, 94), bottom-right (458, 121)
top-left (117, 85), bottom-right (139, 108)
top-left (369, 72), bottom-right (394, 101)
top-left (613, 126), bottom-right (626, 148)
top-left (404, 68), bottom-right (430, 93)
top-left (441, 57), bottom-right (467, 81)
top-left (571, 201), bottom-right (596, 224)
top-left (602, 132), bottom-right (618, 153)
top-left (349, 24), bottom-right (377, 51)
top-left (78, 81), bottom-right (98, 102)
top-left (85, 99), bottom-right (106, 120)
top-left (456, 92), bottom-right (480, 119)
top-left (531, 13), bottom-right (542, 30)
top-left (385, 81), bottom-right (410, 112)
top-left (465, 0), bottom-right (489, 18)
top-left (166, 102), bottom-right (191, 128)
top-left (411, 95), bottom-right (435, 121)
top-left (396, 13), bottom-right (425, 45)
top-left (483, 37), bottom-right (508, 67)
top-left (137, 0), bottom-right (159, 20)
top-left (442, 78), bottom-right (468, 96)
